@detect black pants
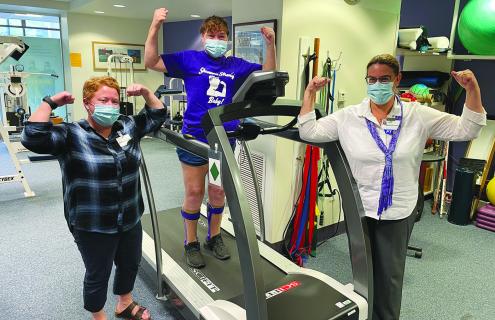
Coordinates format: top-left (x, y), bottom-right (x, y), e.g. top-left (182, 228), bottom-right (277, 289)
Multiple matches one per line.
top-left (367, 212), bottom-right (416, 320)
top-left (73, 221), bottom-right (143, 312)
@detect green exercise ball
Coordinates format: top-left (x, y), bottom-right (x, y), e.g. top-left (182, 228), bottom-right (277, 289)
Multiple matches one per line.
top-left (458, 0), bottom-right (495, 55)
top-left (487, 177), bottom-right (495, 205)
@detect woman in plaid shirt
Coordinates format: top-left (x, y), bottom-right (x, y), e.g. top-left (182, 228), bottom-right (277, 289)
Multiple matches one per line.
top-left (22, 76), bottom-right (167, 320)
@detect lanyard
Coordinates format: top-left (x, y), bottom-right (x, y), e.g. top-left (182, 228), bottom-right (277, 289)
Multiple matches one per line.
top-left (365, 96), bottom-right (404, 217)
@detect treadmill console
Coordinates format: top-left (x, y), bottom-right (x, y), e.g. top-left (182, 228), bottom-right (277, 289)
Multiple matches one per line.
top-left (233, 71), bottom-right (289, 104)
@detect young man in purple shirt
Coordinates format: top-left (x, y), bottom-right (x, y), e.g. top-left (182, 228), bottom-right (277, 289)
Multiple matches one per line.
top-left (145, 8), bottom-right (276, 268)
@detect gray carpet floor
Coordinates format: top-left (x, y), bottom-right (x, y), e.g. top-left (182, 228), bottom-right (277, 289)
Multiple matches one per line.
top-left (1, 137), bottom-right (494, 319)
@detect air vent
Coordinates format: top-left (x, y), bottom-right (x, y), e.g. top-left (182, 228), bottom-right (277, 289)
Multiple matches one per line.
top-left (237, 146), bottom-right (266, 236)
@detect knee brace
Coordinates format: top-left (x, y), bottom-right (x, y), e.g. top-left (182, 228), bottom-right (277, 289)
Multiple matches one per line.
top-left (181, 209), bottom-right (200, 221)
top-left (206, 203), bottom-right (224, 240)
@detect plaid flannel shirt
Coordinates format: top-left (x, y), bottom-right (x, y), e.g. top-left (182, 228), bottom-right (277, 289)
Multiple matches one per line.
top-left (21, 106), bottom-right (167, 233)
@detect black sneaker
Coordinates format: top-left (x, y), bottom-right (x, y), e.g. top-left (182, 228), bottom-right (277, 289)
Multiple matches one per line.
top-left (184, 241), bottom-right (205, 268)
top-left (204, 234), bottom-right (231, 260)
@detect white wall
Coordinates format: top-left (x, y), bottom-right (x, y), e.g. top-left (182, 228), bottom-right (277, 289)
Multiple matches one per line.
top-left (233, 0), bottom-right (402, 244)
top-left (67, 13), bottom-right (164, 120)
top-left (232, 0), bottom-right (284, 243)
top-left (280, 0), bottom-right (400, 102)
top-left (232, 0), bottom-right (283, 63)
top-left (275, 0), bottom-right (401, 231)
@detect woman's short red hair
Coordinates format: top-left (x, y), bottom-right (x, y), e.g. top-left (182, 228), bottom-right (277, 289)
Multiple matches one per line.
top-left (83, 76), bottom-right (120, 102)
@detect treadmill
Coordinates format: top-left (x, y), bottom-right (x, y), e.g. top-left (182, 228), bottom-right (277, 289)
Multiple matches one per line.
top-left (139, 71), bottom-right (373, 320)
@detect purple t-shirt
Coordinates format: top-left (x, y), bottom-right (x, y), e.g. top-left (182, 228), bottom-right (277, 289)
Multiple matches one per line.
top-left (161, 50), bottom-right (262, 142)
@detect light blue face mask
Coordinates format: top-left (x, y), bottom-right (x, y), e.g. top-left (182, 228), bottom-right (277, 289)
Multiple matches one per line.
top-left (92, 104), bottom-right (120, 127)
top-left (205, 39), bottom-right (228, 58)
top-left (367, 82), bottom-right (395, 105)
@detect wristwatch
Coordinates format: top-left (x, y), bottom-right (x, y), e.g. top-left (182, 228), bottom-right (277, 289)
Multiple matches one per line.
top-left (42, 96), bottom-right (58, 110)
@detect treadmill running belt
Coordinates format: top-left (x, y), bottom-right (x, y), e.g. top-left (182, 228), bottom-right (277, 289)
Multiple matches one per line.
top-left (141, 208), bottom-right (285, 301)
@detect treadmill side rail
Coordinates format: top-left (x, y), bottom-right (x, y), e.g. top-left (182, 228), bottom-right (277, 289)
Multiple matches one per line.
top-left (205, 125), bottom-right (270, 320)
top-left (141, 231), bottom-right (215, 315)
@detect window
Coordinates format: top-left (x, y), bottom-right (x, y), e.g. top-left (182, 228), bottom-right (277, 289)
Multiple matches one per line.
top-left (25, 20), bottom-right (60, 29)
top-left (7, 27), bottom-right (23, 36)
top-left (0, 13), bottom-right (60, 38)
top-left (8, 19), bottom-right (22, 26)
top-left (25, 28), bottom-right (60, 39)
top-left (0, 12), bottom-right (66, 120)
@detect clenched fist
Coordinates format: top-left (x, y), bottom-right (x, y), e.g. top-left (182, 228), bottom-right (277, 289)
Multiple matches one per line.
top-left (261, 26), bottom-right (275, 47)
top-left (51, 91), bottom-right (75, 106)
top-left (451, 69), bottom-right (480, 94)
top-left (306, 76), bottom-right (331, 93)
top-left (126, 83), bottom-right (150, 97)
top-left (152, 8), bottom-right (168, 27)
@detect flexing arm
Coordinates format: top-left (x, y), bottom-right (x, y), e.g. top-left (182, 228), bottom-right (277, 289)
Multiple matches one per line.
top-left (128, 84), bottom-right (167, 137)
top-left (298, 76), bottom-right (339, 142)
top-left (420, 70), bottom-right (486, 141)
top-left (28, 91), bottom-right (75, 122)
top-left (145, 8), bottom-right (168, 72)
top-left (126, 84), bottom-right (164, 109)
top-left (451, 69), bottom-right (484, 113)
top-left (300, 76), bottom-right (330, 116)
top-left (22, 91), bottom-right (73, 155)
top-left (261, 26), bottom-right (276, 71)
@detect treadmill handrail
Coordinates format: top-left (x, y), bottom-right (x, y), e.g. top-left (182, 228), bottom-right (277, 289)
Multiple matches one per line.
top-left (153, 127), bottom-right (209, 160)
top-left (201, 98), bottom-right (306, 134)
top-left (138, 149), bottom-right (167, 300)
top-left (204, 123), bottom-right (269, 320)
top-left (201, 98), bottom-right (373, 319)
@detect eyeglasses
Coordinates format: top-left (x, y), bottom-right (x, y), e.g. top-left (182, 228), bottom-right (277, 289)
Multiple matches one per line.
top-left (365, 75), bottom-right (393, 84)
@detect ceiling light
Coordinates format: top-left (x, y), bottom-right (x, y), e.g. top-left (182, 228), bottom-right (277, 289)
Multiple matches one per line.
top-left (190, 14), bottom-right (201, 18)
top-left (113, 4), bottom-right (126, 8)
top-left (94, 11), bottom-right (105, 14)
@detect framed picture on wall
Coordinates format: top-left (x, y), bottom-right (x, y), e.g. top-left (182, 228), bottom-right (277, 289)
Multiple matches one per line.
top-left (91, 41), bottom-right (146, 71)
top-left (233, 19), bottom-right (277, 65)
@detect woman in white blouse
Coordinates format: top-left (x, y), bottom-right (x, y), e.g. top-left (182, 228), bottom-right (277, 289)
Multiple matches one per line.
top-left (298, 54), bottom-right (486, 320)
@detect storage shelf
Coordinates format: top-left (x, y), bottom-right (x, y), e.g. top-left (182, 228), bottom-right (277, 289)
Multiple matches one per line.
top-left (396, 47), bottom-right (448, 57)
top-left (422, 151), bottom-right (445, 163)
top-left (398, 86), bottom-right (443, 91)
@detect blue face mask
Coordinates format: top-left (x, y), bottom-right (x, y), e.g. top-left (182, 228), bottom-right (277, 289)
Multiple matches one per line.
top-left (367, 82), bottom-right (395, 105)
top-left (205, 39), bottom-right (228, 58)
top-left (91, 104), bottom-right (120, 127)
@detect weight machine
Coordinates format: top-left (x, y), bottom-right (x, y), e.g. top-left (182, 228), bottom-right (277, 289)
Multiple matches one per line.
top-left (106, 53), bottom-right (136, 115)
top-left (0, 36), bottom-right (34, 197)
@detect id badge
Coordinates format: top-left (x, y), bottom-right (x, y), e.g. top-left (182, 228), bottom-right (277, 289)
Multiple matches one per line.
top-left (208, 144), bottom-right (222, 187)
top-left (383, 117), bottom-right (400, 134)
top-left (116, 134), bottom-right (131, 147)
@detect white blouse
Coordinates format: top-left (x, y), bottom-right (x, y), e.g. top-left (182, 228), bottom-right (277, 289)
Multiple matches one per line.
top-left (298, 98), bottom-right (487, 220)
